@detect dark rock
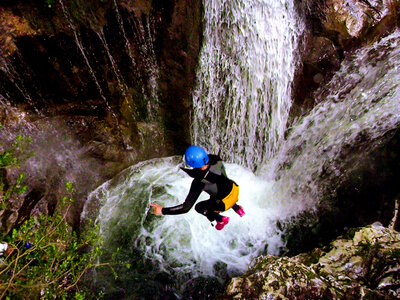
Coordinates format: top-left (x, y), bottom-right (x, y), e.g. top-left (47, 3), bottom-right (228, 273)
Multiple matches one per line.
top-left (223, 224), bottom-right (400, 299)
top-left (291, 0), bottom-right (399, 126)
top-left (0, 0), bottom-right (202, 230)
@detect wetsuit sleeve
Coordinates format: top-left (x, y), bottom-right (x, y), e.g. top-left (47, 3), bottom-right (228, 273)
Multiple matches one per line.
top-left (161, 180), bottom-right (205, 215)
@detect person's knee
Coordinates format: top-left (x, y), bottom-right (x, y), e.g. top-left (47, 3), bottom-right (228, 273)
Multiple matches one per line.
top-left (195, 203), bottom-right (203, 214)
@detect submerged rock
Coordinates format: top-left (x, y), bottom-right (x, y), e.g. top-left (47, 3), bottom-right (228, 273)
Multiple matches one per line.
top-left (223, 223), bottom-right (400, 299)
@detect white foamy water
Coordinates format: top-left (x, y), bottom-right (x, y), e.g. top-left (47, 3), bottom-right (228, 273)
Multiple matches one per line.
top-left (83, 157), bottom-right (289, 278)
top-left (192, 0), bottom-right (304, 170)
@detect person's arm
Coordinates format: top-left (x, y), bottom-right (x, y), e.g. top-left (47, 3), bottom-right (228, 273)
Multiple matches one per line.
top-left (150, 180), bottom-right (204, 215)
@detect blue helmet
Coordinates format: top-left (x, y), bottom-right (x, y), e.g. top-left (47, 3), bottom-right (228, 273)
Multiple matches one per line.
top-left (184, 145), bottom-right (209, 168)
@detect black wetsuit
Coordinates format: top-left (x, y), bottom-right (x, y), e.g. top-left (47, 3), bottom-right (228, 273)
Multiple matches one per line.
top-left (162, 154), bottom-right (240, 222)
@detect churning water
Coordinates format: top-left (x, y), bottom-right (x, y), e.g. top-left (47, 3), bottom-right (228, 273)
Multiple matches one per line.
top-left (81, 1), bottom-right (400, 297)
top-left (82, 157), bottom-right (282, 278)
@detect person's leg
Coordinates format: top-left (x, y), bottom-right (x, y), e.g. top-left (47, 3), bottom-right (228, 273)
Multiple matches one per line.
top-left (195, 199), bottom-right (224, 222)
top-left (232, 204), bottom-right (240, 211)
top-left (232, 203), bottom-right (245, 217)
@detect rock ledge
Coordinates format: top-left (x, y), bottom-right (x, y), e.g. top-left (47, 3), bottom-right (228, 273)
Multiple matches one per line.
top-left (224, 223), bottom-right (400, 299)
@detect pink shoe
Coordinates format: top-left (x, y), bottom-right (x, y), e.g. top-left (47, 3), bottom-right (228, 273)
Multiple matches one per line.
top-left (215, 216), bottom-right (230, 230)
top-left (235, 206), bottom-right (245, 217)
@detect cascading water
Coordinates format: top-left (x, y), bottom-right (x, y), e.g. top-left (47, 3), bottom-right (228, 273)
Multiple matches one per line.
top-left (0, 51), bottom-right (42, 115)
top-left (134, 16), bottom-right (161, 122)
top-left (96, 28), bottom-right (130, 102)
top-left (81, 3), bottom-right (400, 300)
top-left (266, 31), bottom-right (400, 210)
top-left (191, 0), bottom-right (304, 171)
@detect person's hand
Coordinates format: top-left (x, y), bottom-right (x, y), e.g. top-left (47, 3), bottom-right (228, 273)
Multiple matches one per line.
top-left (150, 204), bottom-right (163, 215)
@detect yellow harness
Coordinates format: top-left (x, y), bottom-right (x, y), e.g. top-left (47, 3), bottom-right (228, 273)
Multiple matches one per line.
top-left (214, 183), bottom-right (239, 212)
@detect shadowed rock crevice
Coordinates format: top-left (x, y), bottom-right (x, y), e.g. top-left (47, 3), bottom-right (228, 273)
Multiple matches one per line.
top-left (0, 0), bottom-right (202, 228)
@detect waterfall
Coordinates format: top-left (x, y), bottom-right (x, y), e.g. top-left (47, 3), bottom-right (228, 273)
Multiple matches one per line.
top-left (137, 17), bottom-right (161, 122)
top-left (192, 0), bottom-right (304, 171)
top-left (79, 1), bottom-right (400, 298)
top-left (1, 0), bottom-right (399, 298)
top-left (112, 0), bottom-right (137, 69)
top-left (267, 30), bottom-right (400, 210)
top-left (82, 27), bottom-right (400, 300)
top-left (0, 51), bottom-right (42, 115)
top-left (96, 28), bottom-right (130, 102)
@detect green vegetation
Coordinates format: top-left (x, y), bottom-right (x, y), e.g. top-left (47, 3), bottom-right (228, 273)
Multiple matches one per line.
top-left (0, 131), bottom-right (108, 298)
top-left (0, 188), bottom-right (104, 298)
top-left (0, 134), bottom-right (31, 211)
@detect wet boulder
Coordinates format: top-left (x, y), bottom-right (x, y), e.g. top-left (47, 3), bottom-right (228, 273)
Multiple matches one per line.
top-left (224, 223), bottom-right (400, 299)
top-left (290, 0), bottom-right (399, 125)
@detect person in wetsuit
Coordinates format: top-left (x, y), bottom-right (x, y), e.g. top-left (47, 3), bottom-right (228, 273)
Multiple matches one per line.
top-left (150, 145), bottom-right (245, 230)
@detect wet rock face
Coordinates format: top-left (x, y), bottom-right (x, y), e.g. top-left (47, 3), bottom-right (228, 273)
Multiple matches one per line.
top-left (0, 0), bottom-right (202, 158)
top-left (152, 0), bottom-right (203, 152)
top-left (321, 0), bottom-right (396, 44)
top-left (0, 7), bottom-right (37, 56)
top-left (291, 0), bottom-right (399, 121)
top-left (0, 0), bottom-right (202, 227)
top-left (224, 224), bottom-right (400, 299)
